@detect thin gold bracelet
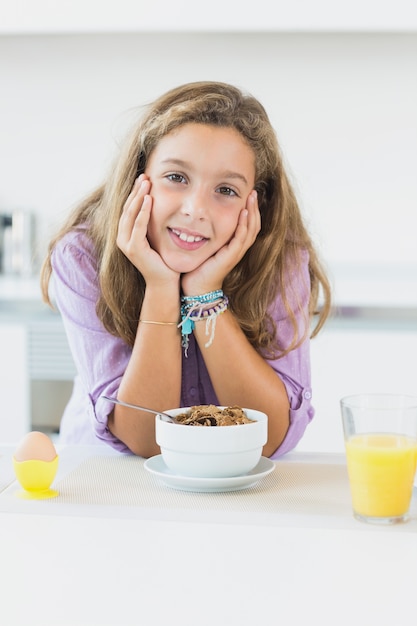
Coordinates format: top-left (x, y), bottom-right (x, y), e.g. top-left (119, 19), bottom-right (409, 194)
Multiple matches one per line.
top-left (139, 320), bottom-right (178, 326)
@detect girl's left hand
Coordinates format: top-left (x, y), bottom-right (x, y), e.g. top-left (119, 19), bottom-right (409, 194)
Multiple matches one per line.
top-left (181, 190), bottom-right (260, 295)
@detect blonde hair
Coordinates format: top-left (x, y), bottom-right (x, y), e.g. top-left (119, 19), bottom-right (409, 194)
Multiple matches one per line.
top-left (41, 81), bottom-right (331, 357)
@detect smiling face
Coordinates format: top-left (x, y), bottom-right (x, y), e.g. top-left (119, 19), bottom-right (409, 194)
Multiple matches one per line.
top-left (144, 123), bottom-right (256, 274)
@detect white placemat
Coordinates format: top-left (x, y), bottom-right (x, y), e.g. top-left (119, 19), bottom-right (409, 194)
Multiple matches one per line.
top-left (1, 454), bottom-right (416, 531)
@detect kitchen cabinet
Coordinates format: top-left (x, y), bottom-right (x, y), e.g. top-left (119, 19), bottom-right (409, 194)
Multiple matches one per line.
top-left (0, 288), bottom-right (76, 443)
top-left (0, 323), bottom-right (29, 442)
top-left (300, 315), bottom-right (417, 453)
top-left (0, 0), bottom-right (416, 34)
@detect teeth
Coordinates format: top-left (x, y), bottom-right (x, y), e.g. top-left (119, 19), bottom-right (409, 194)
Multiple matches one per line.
top-left (173, 229), bottom-right (204, 243)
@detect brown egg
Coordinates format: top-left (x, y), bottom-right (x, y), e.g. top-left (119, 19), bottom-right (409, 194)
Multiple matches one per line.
top-left (14, 431), bottom-right (57, 463)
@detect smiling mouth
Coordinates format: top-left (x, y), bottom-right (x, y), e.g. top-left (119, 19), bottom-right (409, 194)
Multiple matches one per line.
top-left (170, 228), bottom-right (207, 244)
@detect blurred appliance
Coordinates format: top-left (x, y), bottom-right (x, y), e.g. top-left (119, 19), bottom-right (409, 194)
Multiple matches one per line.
top-left (0, 210), bottom-right (35, 276)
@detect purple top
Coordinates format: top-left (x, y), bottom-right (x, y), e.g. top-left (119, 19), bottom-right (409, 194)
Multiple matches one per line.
top-left (51, 228), bottom-right (314, 459)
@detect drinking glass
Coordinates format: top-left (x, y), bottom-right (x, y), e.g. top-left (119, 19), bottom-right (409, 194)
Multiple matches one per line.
top-left (340, 393), bottom-right (417, 524)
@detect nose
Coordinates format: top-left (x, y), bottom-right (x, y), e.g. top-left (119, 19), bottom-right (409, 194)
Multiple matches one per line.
top-left (181, 187), bottom-right (208, 220)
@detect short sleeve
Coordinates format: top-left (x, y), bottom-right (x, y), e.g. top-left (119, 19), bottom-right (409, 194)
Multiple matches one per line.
top-left (50, 229), bottom-right (132, 451)
top-left (266, 250), bottom-right (314, 458)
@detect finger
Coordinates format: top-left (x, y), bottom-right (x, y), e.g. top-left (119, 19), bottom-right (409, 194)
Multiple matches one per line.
top-left (132, 193), bottom-right (152, 235)
top-left (119, 195), bottom-right (152, 250)
top-left (122, 178), bottom-right (150, 217)
top-left (118, 180), bottom-right (150, 241)
top-left (229, 194), bottom-right (259, 254)
top-left (122, 175), bottom-right (144, 211)
top-left (117, 196), bottom-right (153, 262)
top-left (233, 204), bottom-right (252, 243)
top-left (244, 191), bottom-right (261, 240)
top-left (247, 189), bottom-right (260, 222)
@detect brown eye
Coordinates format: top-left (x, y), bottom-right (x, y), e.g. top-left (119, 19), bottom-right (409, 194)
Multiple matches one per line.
top-left (217, 186), bottom-right (238, 197)
top-left (167, 173), bottom-right (186, 184)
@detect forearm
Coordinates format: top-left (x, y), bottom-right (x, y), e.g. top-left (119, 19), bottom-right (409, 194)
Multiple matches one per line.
top-left (193, 310), bottom-right (290, 457)
top-left (108, 283), bottom-right (182, 457)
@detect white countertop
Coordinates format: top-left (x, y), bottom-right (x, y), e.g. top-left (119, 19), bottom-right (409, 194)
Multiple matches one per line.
top-left (0, 446), bottom-right (416, 626)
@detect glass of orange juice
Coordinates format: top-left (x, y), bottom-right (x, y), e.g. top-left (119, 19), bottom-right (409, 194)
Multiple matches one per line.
top-left (340, 394), bottom-right (417, 524)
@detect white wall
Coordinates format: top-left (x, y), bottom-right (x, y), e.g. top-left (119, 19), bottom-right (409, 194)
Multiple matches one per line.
top-left (1, 32), bottom-right (416, 286)
top-left (0, 29), bottom-right (416, 449)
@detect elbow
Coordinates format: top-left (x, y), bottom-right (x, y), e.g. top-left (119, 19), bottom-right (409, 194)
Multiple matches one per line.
top-left (128, 440), bottom-right (160, 459)
top-left (263, 436), bottom-right (285, 458)
top-left (107, 410), bottom-right (160, 458)
top-left (262, 406), bottom-right (291, 457)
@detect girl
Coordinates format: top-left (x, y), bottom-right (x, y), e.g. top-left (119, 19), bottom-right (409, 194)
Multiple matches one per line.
top-left (41, 81), bottom-right (331, 459)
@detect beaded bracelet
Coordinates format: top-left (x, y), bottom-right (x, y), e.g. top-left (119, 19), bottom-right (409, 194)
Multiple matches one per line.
top-left (178, 290), bottom-right (229, 355)
top-left (181, 289), bottom-right (223, 305)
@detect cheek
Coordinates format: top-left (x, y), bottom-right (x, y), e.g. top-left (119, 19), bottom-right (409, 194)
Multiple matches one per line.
top-left (215, 210), bottom-right (241, 243)
top-left (145, 212), bottom-right (160, 250)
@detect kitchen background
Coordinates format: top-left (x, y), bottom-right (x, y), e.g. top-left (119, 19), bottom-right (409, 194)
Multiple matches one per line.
top-left (0, 0), bottom-right (416, 451)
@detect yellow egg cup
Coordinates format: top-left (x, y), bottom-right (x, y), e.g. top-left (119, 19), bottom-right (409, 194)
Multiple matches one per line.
top-left (13, 456), bottom-right (59, 499)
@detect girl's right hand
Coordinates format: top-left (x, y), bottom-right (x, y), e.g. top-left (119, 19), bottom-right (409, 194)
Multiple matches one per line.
top-left (117, 175), bottom-right (180, 286)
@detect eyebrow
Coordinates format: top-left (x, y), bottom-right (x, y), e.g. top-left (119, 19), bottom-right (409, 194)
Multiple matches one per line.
top-left (161, 158), bottom-right (249, 185)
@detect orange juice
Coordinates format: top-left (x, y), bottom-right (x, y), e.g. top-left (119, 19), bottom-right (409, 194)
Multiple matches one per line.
top-left (345, 433), bottom-right (417, 519)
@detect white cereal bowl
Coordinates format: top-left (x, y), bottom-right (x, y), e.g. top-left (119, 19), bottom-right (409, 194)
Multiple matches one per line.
top-left (155, 407), bottom-right (268, 478)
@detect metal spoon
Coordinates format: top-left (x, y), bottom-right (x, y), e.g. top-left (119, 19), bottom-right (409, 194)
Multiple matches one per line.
top-left (103, 396), bottom-right (176, 423)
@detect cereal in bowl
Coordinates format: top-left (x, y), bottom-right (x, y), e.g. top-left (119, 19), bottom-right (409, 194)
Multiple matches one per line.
top-left (174, 405), bottom-right (253, 426)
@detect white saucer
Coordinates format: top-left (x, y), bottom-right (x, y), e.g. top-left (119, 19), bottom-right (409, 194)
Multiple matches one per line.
top-left (144, 455), bottom-right (275, 492)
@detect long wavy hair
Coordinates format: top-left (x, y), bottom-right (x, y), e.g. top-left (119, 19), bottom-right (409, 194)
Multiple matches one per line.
top-left (41, 81), bottom-right (331, 357)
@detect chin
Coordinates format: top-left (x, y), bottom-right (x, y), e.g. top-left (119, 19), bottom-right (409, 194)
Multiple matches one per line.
top-left (169, 262), bottom-right (203, 274)
top-left (163, 254), bottom-right (206, 275)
